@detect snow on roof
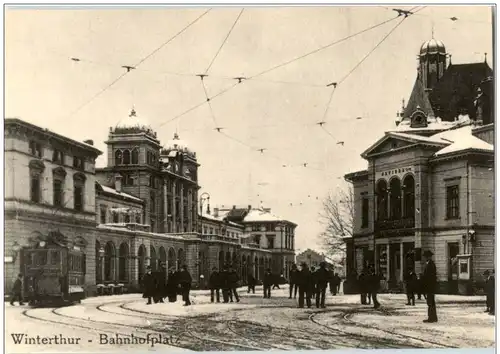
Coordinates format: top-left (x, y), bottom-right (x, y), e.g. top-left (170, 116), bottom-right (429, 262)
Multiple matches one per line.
top-left (435, 135), bottom-right (493, 156)
top-left (392, 119), bottom-right (458, 132)
top-left (199, 212), bottom-right (243, 228)
top-left (99, 183), bottom-right (143, 203)
top-left (389, 131), bottom-right (447, 145)
top-left (244, 209), bottom-right (282, 222)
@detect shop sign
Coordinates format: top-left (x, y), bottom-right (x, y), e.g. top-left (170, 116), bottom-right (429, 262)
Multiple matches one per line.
top-left (375, 166), bottom-right (413, 180)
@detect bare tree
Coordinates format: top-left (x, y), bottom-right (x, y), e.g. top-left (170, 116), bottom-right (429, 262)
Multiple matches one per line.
top-left (319, 185), bottom-right (354, 265)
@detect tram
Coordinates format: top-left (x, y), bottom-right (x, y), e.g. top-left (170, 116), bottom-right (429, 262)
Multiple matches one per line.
top-left (22, 232), bottom-right (86, 306)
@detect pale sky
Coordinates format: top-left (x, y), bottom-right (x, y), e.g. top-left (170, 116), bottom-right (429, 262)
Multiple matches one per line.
top-left (5, 5), bottom-right (493, 254)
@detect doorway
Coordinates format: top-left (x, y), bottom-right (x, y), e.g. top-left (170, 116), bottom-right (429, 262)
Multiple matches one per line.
top-left (448, 242), bottom-right (459, 294)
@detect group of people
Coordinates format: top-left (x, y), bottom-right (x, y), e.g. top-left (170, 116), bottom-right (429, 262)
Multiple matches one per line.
top-left (141, 263), bottom-right (193, 306)
top-left (208, 266), bottom-right (241, 303)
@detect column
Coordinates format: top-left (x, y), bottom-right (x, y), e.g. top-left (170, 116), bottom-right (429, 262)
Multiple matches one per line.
top-left (386, 244), bottom-right (391, 283)
top-left (180, 184), bottom-right (184, 232)
top-left (172, 181), bottom-right (177, 232)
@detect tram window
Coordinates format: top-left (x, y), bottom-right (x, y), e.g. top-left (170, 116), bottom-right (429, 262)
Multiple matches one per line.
top-left (51, 251), bottom-right (60, 265)
top-left (25, 252), bottom-right (32, 265)
top-left (36, 251), bottom-right (47, 266)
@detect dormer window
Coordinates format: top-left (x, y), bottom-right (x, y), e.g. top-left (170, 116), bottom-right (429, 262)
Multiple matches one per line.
top-left (410, 110), bottom-right (428, 128)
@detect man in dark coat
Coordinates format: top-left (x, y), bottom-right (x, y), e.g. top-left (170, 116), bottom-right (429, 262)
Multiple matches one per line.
top-left (368, 266), bottom-right (380, 309)
top-left (422, 250), bottom-right (438, 322)
top-left (298, 263), bottom-right (313, 308)
top-left (315, 262), bottom-right (329, 308)
top-left (484, 270), bottom-right (495, 315)
top-left (404, 268), bottom-right (417, 306)
top-left (228, 267), bottom-right (240, 303)
top-left (166, 267), bottom-right (178, 303)
top-left (247, 273), bottom-right (256, 294)
top-left (331, 273), bottom-right (342, 295)
top-left (263, 268), bottom-right (273, 298)
top-left (178, 265), bottom-right (192, 306)
top-left (289, 264), bottom-right (299, 299)
top-left (310, 266), bottom-right (317, 299)
top-left (10, 274), bottom-right (24, 306)
top-left (153, 263), bottom-right (167, 303)
top-left (142, 266), bottom-right (155, 305)
top-left (220, 267), bottom-right (231, 303)
top-left (209, 267), bottom-right (221, 303)
top-left (358, 270), bottom-right (368, 305)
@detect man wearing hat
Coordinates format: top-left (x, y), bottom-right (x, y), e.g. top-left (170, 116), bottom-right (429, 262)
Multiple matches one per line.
top-left (141, 266), bottom-right (155, 305)
top-left (422, 250), bottom-right (438, 323)
top-left (484, 270), bottom-right (495, 315)
top-left (315, 262), bottom-right (329, 308)
top-left (298, 262), bottom-right (313, 308)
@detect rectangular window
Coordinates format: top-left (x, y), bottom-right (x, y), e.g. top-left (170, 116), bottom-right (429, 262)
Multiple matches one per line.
top-left (254, 235), bottom-right (261, 245)
top-left (51, 251), bottom-right (60, 265)
top-left (52, 149), bottom-right (63, 164)
top-left (53, 179), bottom-right (64, 207)
top-left (29, 141), bottom-right (43, 158)
top-left (113, 212), bottom-right (119, 223)
top-left (361, 197), bottom-right (369, 228)
top-left (100, 207), bottom-right (107, 224)
top-left (74, 185), bottom-right (84, 211)
top-left (135, 215), bottom-right (141, 224)
top-left (446, 185), bottom-right (460, 219)
top-left (30, 175), bottom-right (41, 203)
top-left (268, 236), bottom-right (275, 249)
top-left (73, 156), bottom-right (84, 170)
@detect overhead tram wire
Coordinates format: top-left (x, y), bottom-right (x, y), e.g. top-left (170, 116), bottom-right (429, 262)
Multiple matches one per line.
top-left (153, 13), bottom-right (402, 129)
top-left (62, 9), bottom-right (211, 122)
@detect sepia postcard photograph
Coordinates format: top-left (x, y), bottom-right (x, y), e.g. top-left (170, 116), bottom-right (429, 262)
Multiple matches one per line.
top-left (3, 2), bottom-right (496, 353)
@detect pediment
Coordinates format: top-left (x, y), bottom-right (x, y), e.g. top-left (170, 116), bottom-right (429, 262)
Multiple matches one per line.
top-left (362, 133), bottom-right (447, 159)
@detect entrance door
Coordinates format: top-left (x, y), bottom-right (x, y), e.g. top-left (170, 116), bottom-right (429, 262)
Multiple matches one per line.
top-left (448, 243), bottom-right (459, 294)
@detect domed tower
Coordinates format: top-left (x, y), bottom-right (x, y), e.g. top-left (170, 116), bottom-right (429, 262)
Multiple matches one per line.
top-left (100, 107), bottom-right (162, 231)
top-left (418, 38), bottom-right (447, 91)
top-left (160, 133), bottom-right (199, 234)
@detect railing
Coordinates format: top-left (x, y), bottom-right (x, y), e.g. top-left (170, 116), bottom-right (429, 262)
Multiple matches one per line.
top-left (199, 234), bottom-right (240, 244)
top-left (376, 217), bottom-right (415, 231)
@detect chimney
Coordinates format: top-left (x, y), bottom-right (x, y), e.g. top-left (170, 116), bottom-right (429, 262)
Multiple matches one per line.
top-left (114, 174), bottom-right (122, 193)
top-left (83, 139), bottom-right (94, 146)
top-left (213, 208), bottom-right (219, 217)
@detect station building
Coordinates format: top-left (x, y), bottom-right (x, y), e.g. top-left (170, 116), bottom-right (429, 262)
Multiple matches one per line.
top-left (4, 113), bottom-right (298, 295)
top-left (344, 38), bottom-right (494, 294)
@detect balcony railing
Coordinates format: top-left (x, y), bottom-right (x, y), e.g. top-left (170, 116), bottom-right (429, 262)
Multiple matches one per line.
top-left (200, 234), bottom-right (240, 244)
top-left (376, 217), bottom-right (415, 231)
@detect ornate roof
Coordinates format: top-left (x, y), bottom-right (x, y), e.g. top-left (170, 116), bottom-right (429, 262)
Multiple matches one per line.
top-left (163, 133), bottom-right (195, 157)
top-left (419, 38), bottom-right (446, 56)
top-left (113, 108), bottom-right (157, 137)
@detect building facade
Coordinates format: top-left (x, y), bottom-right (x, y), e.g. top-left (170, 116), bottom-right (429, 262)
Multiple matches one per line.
top-left (4, 115), bottom-right (298, 295)
top-left (344, 38), bottom-right (494, 295)
top-left (296, 249), bottom-right (325, 269)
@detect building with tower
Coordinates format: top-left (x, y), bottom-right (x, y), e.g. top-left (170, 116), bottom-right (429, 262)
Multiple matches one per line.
top-left (344, 37), bottom-right (494, 295)
top-left (4, 112), bottom-right (298, 296)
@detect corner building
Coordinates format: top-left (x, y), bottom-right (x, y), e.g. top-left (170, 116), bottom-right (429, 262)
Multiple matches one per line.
top-left (344, 38), bottom-right (494, 295)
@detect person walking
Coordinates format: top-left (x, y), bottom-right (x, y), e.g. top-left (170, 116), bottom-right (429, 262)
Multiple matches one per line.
top-left (221, 266), bottom-right (231, 303)
top-left (178, 265), bottom-right (192, 306)
top-left (315, 262), bottom-right (329, 308)
top-left (298, 263), bottom-right (313, 308)
top-left (247, 273), bottom-right (256, 294)
top-left (209, 267), bottom-right (221, 303)
top-left (166, 267), bottom-right (178, 303)
top-left (228, 267), bottom-right (240, 303)
top-left (358, 270), bottom-right (369, 305)
top-left (263, 268), bottom-right (273, 298)
top-left (142, 266), bottom-right (155, 305)
top-left (422, 250), bottom-right (438, 323)
top-left (289, 264), bottom-right (299, 299)
top-left (10, 274), bottom-right (24, 306)
top-left (404, 268), bottom-right (417, 306)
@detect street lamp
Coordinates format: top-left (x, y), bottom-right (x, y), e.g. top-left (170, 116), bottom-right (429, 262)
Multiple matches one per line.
top-left (200, 192), bottom-right (210, 215)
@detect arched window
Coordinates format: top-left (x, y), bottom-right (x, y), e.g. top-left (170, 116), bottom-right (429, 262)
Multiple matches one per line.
top-left (178, 248), bottom-right (185, 269)
top-left (104, 241), bottom-right (115, 282)
top-left (123, 149), bottom-right (131, 165)
top-left (159, 246), bottom-right (167, 266)
top-left (389, 178), bottom-right (402, 220)
top-left (138, 245), bottom-right (146, 282)
top-left (150, 245), bottom-right (157, 271)
top-left (219, 251), bottom-right (225, 270)
top-left (168, 248), bottom-right (176, 270)
top-left (115, 150), bottom-right (123, 165)
top-left (403, 175), bottom-right (415, 219)
top-left (376, 180), bottom-right (389, 221)
top-left (131, 148), bottom-right (139, 164)
top-left (118, 243), bottom-right (129, 282)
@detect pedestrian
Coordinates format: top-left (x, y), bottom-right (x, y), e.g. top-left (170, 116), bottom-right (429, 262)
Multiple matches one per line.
top-left (310, 266), bottom-right (317, 299)
top-left (141, 266), bottom-right (155, 305)
top-left (298, 263), bottom-right (313, 308)
top-left (228, 267), bottom-right (240, 303)
top-left (289, 264), bottom-right (299, 299)
top-left (404, 268), bottom-right (417, 306)
top-left (221, 266), bottom-right (231, 303)
top-left (484, 270), bottom-right (495, 315)
top-left (315, 262), bottom-right (329, 308)
top-left (166, 267), bottom-right (178, 303)
top-left (209, 267), bottom-right (221, 303)
top-left (178, 265), bottom-right (192, 306)
top-left (154, 263), bottom-right (167, 303)
top-left (368, 266), bottom-right (381, 309)
top-left (334, 273), bottom-right (342, 295)
top-left (358, 270), bottom-right (368, 305)
top-left (263, 268), bottom-right (273, 298)
top-left (247, 273), bottom-right (256, 294)
top-left (422, 250), bottom-right (438, 323)
top-left (10, 273), bottom-right (24, 306)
